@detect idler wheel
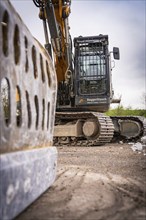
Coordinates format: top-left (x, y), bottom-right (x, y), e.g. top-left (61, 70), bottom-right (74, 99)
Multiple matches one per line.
top-left (82, 119), bottom-right (100, 138)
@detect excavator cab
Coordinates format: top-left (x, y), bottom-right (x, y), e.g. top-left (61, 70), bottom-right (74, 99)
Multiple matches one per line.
top-left (74, 35), bottom-right (117, 112)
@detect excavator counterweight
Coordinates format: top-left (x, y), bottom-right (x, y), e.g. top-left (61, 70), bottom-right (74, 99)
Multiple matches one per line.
top-left (0, 1), bottom-right (57, 219)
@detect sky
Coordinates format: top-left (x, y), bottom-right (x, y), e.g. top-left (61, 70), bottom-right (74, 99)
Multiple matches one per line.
top-left (10, 0), bottom-right (146, 109)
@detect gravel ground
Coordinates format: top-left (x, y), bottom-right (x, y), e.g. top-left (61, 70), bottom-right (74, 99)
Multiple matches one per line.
top-left (16, 143), bottom-right (146, 220)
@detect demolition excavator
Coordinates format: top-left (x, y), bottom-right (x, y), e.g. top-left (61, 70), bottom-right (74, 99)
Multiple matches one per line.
top-left (0, 0), bottom-right (145, 219)
top-left (32, 0), bottom-right (145, 146)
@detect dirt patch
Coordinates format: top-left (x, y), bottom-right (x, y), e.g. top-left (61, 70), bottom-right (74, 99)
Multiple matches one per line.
top-left (16, 144), bottom-right (146, 220)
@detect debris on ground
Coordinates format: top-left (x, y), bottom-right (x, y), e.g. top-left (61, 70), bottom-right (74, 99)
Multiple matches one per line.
top-left (131, 142), bottom-right (143, 152)
top-left (128, 135), bottom-right (146, 155)
top-left (141, 136), bottom-right (146, 144)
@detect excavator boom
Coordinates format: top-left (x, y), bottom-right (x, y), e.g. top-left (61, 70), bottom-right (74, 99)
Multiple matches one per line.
top-left (33, 0), bottom-right (72, 82)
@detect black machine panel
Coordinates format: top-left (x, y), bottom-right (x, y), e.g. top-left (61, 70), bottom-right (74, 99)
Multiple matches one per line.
top-left (74, 35), bottom-right (111, 112)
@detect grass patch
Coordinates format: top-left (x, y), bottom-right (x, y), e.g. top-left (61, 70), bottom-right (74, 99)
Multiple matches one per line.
top-left (106, 105), bottom-right (146, 117)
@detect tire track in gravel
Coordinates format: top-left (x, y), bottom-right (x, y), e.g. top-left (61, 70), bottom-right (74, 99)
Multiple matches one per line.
top-left (16, 144), bottom-right (146, 220)
top-left (16, 165), bottom-right (146, 220)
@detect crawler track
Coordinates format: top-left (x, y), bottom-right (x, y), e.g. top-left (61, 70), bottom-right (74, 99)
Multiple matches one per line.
top-left (111, 116), bottom-right (145, 142)
top-left (54, 112), bottom-right (114, 146)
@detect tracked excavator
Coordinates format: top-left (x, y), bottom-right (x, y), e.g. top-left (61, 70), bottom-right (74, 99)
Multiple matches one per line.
top-left (0, 0), bottom-right (145, 219)
top-left (32, 0), bottom-right (145, 146)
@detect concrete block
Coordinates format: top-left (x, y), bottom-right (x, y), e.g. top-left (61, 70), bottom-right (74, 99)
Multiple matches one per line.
top-left (0, 147), bottom-right (57, 220)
